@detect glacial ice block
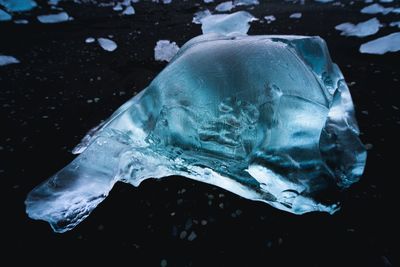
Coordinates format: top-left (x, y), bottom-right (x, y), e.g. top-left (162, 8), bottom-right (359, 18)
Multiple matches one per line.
top-left (26, 34), bottom-right (367, 233)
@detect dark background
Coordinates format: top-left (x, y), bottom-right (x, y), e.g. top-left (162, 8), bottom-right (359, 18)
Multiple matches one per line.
top-left (1, 0), bottom-right (398, 266)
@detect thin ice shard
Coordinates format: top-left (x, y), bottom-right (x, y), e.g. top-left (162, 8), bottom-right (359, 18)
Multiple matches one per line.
top-left (26, 34), bottom-right (367, 233)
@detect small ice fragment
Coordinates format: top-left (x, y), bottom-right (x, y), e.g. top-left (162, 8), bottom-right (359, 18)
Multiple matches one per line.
top-left (187, 231), bottom-right (197, 241)
top-left (162, 0), bottom-right (172, 4)
top-left (360, 32), bottom-right (400, 55)
top-left (335, 18), bottom-right (381, 37)
top-left (390, 21), bottom-right (400, 28)
top-left (37, 12), bottom-right (70, 24)
top-left (289, 13), bottom-right (302, 19)
top-left (315, 0), bottom-right (334, 3)
top-left (393, 8), bottom-right (400, 14)
top-left (234, 0), bottom-right (259, 6)
top-left (0, 0), bottom-right (37, 12)
top-left (192, 9), bottom-right (211, 24)
top-left (379, 0), bottom-right (393, 2)
top-left (121, 0), bottom-right (132, 6)
top-left (264, 15), bottom-right (276, 24)
top-left (122, 6), bottom-right (135, 15)
top-left (113, 3), bottom-right (123, 11)
top-left (201, 11), bottom-right (256, 35)
top-left (154, 40), bottom-right (179, 62)
top-left (204, 0), bottom-right (214, 3)
top-left (215, 1), bottom-right (234, 12)
top-left (0, 9), bottom-right (11, 21)
top-left (361, 3), bottom-right (393, 15)
top-left (0, 55), bottom-right (20, 66)
top-left (14, 19), bottom-right (29, 24)
top-left (98, 38), bottom-right (117, 52)
top-left (48, 0), bottom-right (60, 5)
top-left (85, 37), bottom-right (95, 43)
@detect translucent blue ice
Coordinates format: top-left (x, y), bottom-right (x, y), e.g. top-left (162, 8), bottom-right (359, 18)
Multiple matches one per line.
top-left (0, 0), bottom-right (36, 12)
top-left (0, 8), bottom-right (11, 21)
top-left (26, 34), bottom-right (367, 232)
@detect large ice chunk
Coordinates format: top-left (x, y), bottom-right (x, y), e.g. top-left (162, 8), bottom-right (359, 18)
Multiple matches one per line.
top-left (26, 34), bottom-right (367, 232)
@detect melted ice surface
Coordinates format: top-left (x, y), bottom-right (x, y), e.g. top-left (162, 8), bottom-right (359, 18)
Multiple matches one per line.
top-left (26, 34), bottom-right (367, 232)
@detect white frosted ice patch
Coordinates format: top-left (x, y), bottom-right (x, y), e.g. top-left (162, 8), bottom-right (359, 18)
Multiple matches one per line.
top-left (154, 40), bottom-right (179, 62)
top-left (361, 3), bottom-right (393, 15)
top-left (113, 3), bottom-right (123, 11)
top-left (85, 37), bottom-right (95, 43)
top-left (264, 15), bottom-right (276, 24)
top-left (0, 8), bottom-right (11, 21)
top-left (390, 21), bottom-right (400, 28)
top-left (122, 6), bottom-right (135, 15)
top-left (201, 11), bottom-right (256, 35)
top-left (0, 0), bottom-right (37, 12)
top-left (14, 19), bottom-right (28, 24)
top-left (0, 55), bottom-right (20, 66)
top-left (360, 32), bottom-right (400, 54)
top-left (335, 18), bottom-right (381, 37)
top-left (37, 12), bottom-right (70, 23)
top-left (98, 38), bottom-right (118, 52)
top-left (234, 0), bottom-right (259, 6)
top-left (193, 9), bottom-right (211, 24)
top-left (289, 12), bottom-right (302, 19)
top-left (215, 1), bottom-right (234, 12)
top-left (48, 0), bottom-right (60, 5)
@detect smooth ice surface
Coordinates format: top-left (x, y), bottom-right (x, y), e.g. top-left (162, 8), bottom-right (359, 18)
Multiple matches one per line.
top-left (234, 0), bottom-right (259, 6)
top-left (335, 18), bottom-right (381, 37)
top-left (359, 32), bottom-right (400, 54)
top-left (361, 4), bottom-right (393, 15)
top-left (201, 11), bottom-right (256, 35)
top-left (85, 37), bottom-right (95, 43)
top-left (26, 34), bottom-right (367, 233)
top-left (154, 40), bottom-right (179, 62)
top-left (37, 12), bottom-right (70, 23)
top-left (290, 13), bottom-right (302, 19)
top-left (215, 1), bottom-right (234, 12)
top-left (0, 55), bottom-right (19, 66)
top-left (122, 6), bottom-right (135, 15)
top-left (0, 0), bottom-right (36, 12)
top-left (98, 38), bottom-right (117, 52)
top-left (0, 8), bottom-right (11, 21)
